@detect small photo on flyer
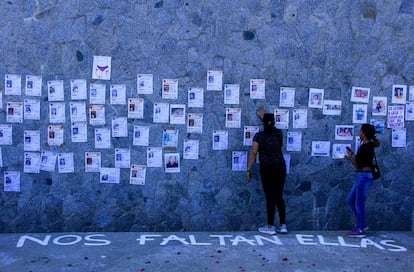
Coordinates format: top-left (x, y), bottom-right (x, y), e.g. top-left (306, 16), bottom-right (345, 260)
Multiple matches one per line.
top-left (308, 88), bottom-right (324, 108)
top-left (335, 125), bottom-right (354, 140)
top-left (352, 104), bottom-right (368, 124)
top-left (372, 96), bottom-right (387, 116)
top-left (351, 87), bottom-right (370, 103)
top-left (391, 84), bottom-right (407, 104)
top-left (164, 153), bottom-right (180, 173)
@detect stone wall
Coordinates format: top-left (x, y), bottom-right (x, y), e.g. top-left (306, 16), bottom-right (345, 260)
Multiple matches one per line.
top-left (0, 0), bottom-right (413, 233)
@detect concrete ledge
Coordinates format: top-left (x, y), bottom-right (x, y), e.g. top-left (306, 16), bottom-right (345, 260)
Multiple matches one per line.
top-left (1, 231), bottom-right (413, 271)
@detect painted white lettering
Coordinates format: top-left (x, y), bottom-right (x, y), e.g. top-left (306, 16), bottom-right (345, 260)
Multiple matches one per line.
top-left (136, 234), bottom-right (162, 245)
top-left (317, 235), bottom-right (339, 246)
top-left (360, 238), bottom-right (385, 250)
top-left (379, 240), bottom-right (407, 252)
top-left (254, 235), bottom-right (282, 246)
top-left (188, 235), bottom-right (212, 245)
top-left (230, 235), bottom-right (256, 246)
top-left (210, 235), bottom-right (232, 246)
top-left (160, 235), bottom-right (189, 246)
top-left (337, 236), bottom-right (359, 248)
top-left (53, 235), bottom-right (82, 246)
top-left (296, 234), bottom-right (317, 245)
top-left (16, 235), bottom-right (51, 248)
top-left (84, 234), bottom-right (111, 246)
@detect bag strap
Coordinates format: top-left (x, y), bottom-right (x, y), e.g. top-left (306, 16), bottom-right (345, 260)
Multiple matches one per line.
top-left (373, 152), bottom-right (378, 165)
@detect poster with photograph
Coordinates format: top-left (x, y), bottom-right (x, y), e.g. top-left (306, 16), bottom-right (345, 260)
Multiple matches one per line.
top-left (212, 130), bottom-right (228, 150)
top-left (170, 104), bottom-right (186, 124)
top-left (292, 109), bottom-right (308, 128)
top-left (387, 105), bottom-right (405, 128)
top-left (24, 130), bottom-right (40, 151)
top-left (250, 79), bottom-right (265, 99)
top-left (24, 152), bottom-right (40, 173)
top-left (391, 128), bottom-right (406, 148)
top-left (372, 96), bottom-right (387, 116)
top-left (0, 124), bottom-right (13, 145)
top-left (128, 98), bottom-right (144, 119)
top-left (351, 87), bottom-right (370, 103)
top-left (49, 102), bottom-right (66, 124)
top-left (47, 80), bottom-right (64, 101)
top-left (100, 168), bottom-right (120, 184)
top-left (95, 127), bottom-right (111, 149)
top-left (85, 152), bottom-right (101, 172)
top-left (7, 102), bottom-right (23, 123)
top-left (409, 85), bottom-right (414, 101)
top-left (183, 139), bottom-right (199, 160)
top-left (24, 98), bottom-right (41, 120)
top-left (133, 126), bottom-right (150, 146)
top-left (232, 151), bottom-right (248, 171)
top-left (89, 83), bottom-right (106, 104)
top-left (162, 79), bottom-right (178, 99)
top-left (391, 84), bottom-right (407, 104)
top-left (406, 102), bottom-right (414, 121)
top-left (311, 141), bottom-right (330, 157)
top-left (352, 104), bottom-right (368, 124)
top-left (70, 101), bottom-right (87, 123)
top-left (92, 55), bottom-right (111, 80)
top-left (187, 113), bottom-right (203, 134)
top-left (71, 122), bottom-right (87, 143)
top-left (286, 131), bottom-right (302, 152)
top-left (47, 125), bottom-right (64, 146)
top-left (164, 153), bottom-right (180, 173)
top-left (146, 147), bottom-right (163, 167)
top-left (275, 109), bottom-right (289, 129)
top-left (308, 88), bottom-right (324, 108)
top-left (332, 143), bottom-right (352, 159)
top-left (40, 150), bottom-right (57, 172)
top-left (224, 84), bottom-right (240, 104)
top-left (25, 75), bottom-right (42, 96)
top-left (225, 108), bottom-right (241, 128)
top-left (130, 165), bottom-right (146, 185)
top-left (162, 128), bottom-right (178, 150)
top-left (57, 153), bottom-right (74, 173)
top-left (323, 100), bottom-right (342, 115)
top-left (4, 171), bottom-right (20, 192)
top-left (207, 70), bottom-right (223, 91)
top-left (188, 87), bottom-right (204, 108)
top-left (89, 104), bottom-right (106, 126)
top-left (137, 74), bottom-right (153, 94)
top-left (112, 117), bottom-right (128, 138)
top-left (153, 102), bottom-right (169, 123)
top-left (115, 148), bottom-right (130, 168)
top-left (70, 79), bottom-right (87, 100)
top-left (370, 119), bottom-right (385, 134)
top-left (5, 74), bottom-right (21, 96)
top-left (335, 125), bottom-right (354, 140)
top-left (110, 84), bottom-right (126, 105)
top-left (243, 126), bottom-right (259, 146)
top-left (279, 87), bottom-right (295, 108)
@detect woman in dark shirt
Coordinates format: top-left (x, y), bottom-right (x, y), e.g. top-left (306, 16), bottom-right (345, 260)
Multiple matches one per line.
top-left (247, 107), bottom-right (287, 235)
top-left (345, 124), bottom-right (380, 238)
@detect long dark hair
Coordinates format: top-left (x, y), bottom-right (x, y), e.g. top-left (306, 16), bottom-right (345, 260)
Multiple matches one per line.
top-left (262, 113), bottom-right (275, 133)
top-left (361, 124), bottom-right (380, 147)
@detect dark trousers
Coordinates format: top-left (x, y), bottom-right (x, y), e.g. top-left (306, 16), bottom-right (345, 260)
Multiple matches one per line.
top-left (259, 163), bottom-right (287, 226)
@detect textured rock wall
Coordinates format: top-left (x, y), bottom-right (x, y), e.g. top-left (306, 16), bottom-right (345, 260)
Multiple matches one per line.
top-left (0, 0), bottom-right (413, 232)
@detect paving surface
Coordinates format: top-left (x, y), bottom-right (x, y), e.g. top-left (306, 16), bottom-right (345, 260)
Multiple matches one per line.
top-left (0, 231), bottom-right (413, 272)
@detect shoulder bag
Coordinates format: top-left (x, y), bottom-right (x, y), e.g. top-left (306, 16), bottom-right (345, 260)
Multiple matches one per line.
top-left (371, 153), bottom-right (381, 180)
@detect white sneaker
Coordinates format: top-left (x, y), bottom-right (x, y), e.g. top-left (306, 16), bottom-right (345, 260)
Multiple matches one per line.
top-left (258, 225), bottom-right (276, 235)
top-left (278, 224), bottom-right (288, 234)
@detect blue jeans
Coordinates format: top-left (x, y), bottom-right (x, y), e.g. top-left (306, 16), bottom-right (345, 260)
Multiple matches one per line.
top-left (346, 172), bottom-right (373, 231)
